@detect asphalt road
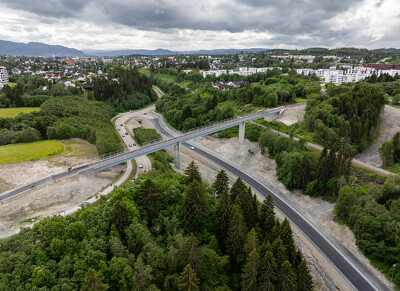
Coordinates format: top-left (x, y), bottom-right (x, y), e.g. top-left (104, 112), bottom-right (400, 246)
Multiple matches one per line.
top-left (149, 114), bottom-right (388, 291)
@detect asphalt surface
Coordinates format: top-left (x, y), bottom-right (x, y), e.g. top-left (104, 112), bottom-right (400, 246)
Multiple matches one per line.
top-left (149, 114), bottom-right (388, 291)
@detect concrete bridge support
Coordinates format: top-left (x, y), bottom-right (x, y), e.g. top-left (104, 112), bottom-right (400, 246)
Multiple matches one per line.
top-left (239, 122), bottom-right (245, 144)
top-left (174, 142), bottom-right (181, 169)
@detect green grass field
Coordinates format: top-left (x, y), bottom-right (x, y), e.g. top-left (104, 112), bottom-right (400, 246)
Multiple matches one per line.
top-left (0, 140), bottom-right (64, 165)
top-left (0, 107), bottom-right (40, 118)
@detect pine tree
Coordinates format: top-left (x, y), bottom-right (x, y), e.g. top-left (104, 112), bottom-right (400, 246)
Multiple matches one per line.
top-left (181, 180), bottom-right (208, 234)
top-left (393, 132), bottom-right (400, 163)
top-left (257, 250), bottom-right (277, 291)
top-left (271, 238), bottom-right (288, 267)
top-left (280, 218), bottom-right (296, 265)
top-left (297, 154), bottom-right (311, 189)
top-left (226, 197), bottom-right (248, 263)
top-left (239, 186), bottom-right (257, 230)
top-left (178, 264), bottom-right (200, 291)
top-left (297, 259), bottom-right (314, 291)
top-left (213, 169), bottom-right (229, 199)
top-left (244, 228), bottom-right (259, 256)
top-left (278, 260), bottom-right (297, 291)
top-left (111, 196), bottom-right (129, 234)
top-left (259, 194), bottom-right (275, 237)
top-left (230, 177), bottom-right (247, 203)
top-left (184, 161), bottom-right (202, 185)
top-left (241, 248), bottom-right (260, 291)
top-left (137, 179), bottom-right (160, 219)
top-left (182, 235), bottom-right (202, 275)
top-left (215, 190), bottom-right (232, 247)
top-left (252, 194), bottom-right (258, 226)
top-left (81, 268), bottom-right (108, 291)
top-left (267, 220), bottom-right (281, 243)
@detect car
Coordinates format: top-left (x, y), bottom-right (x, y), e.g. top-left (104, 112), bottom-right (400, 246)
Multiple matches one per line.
top-left (129, 144), bottom-right (132, 147)
top-left (161, 130), bottom-right (165, 133)
top-left (118, 128), bottom-right (120, 131)
top-left (133, 143), bottom-right (136, 146)
top-left (120, 124), bottom-right (123, 126)
top-left (189, 145), bottom-right (195, 150)
top-left (122, 134), bottom-right (125, 137)
top-left (144, 113), bottom-right (147, 115)
top-left (125, 132), bottom-right (128, 135)
top-left (138, 164), bottom-right (143, 168)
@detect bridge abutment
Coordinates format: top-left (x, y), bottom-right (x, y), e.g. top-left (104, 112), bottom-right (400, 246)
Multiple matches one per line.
top-left (239, 122), bottom-right (245, 144)
top-left (174, 142), bottom-right (181, 169)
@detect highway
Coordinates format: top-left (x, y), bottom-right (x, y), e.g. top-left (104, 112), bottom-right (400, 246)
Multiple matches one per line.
top-left (148, 113), bottom-right (389, 291)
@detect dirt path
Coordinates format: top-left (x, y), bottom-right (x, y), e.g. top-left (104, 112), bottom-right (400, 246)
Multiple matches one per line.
top-left (356, 105), bottom-right (400, 166)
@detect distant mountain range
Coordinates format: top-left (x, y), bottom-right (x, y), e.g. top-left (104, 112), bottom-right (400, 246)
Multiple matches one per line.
top-left (84, 48), bottom-right (269, 57)
top-left (0, 40), bottom-right (85, 57)
top-left (0, 40), bottom-right (268, 57)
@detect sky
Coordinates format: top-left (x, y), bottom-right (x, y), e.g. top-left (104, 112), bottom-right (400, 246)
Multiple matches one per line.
top-left (0, 0), bottom-right (399, 51)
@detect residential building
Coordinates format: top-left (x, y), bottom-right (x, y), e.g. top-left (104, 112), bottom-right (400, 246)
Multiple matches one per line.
top-left (0, 66), bottom-right (9, 88)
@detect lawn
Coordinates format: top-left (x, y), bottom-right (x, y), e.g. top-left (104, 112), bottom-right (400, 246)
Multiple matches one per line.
top-left (0, 140), bottom-right (64, 165)
top-left (0, 107), bottom-right (40, 118)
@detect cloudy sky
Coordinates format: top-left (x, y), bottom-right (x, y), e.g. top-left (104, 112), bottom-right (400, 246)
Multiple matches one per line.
top-left (0, 0), bottom-right (399, 51)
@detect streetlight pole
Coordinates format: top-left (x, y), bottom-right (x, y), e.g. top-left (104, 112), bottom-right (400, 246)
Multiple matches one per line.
top-left (392, 264), bottom-right (396, 282)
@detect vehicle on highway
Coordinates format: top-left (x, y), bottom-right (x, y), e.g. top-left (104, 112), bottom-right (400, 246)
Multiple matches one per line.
top-left (144, 113), bottom-right (147, 115)
top-left (125, 132), bottom-right (128, 135)
top-left (133, 143), bottom-right (136, 146)
top-left (120, 124), bottom-right (123, 126)
top-left (161, 130), bottom-right (165, 133)
top-left (122, 134), bottom-right (125, 137)
top-left (189, 145), bottom-right (195, 150)
top-left (118, 128), bottom-right (120, 131)
top-left (138, 164), bottom-right (143, 168)
top-left (129, 144), bottom-right (132, 147)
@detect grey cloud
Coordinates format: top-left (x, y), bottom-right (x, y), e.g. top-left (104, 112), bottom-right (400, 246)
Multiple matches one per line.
top-left (1, 0), bottom-right (87, 18)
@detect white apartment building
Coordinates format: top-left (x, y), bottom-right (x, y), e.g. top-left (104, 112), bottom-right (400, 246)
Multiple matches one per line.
top-left (0, 67), bottom-right (9, 88)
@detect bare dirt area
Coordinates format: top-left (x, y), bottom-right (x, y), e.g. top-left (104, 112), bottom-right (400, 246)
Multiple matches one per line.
top-left (0, 138), bottom-right (124, 232)
top-left (0, 138), bottom-right (99, 194)
top-left (177, 134), bottom-right (392, 290)
top-left (356, 105), bottom-right (400, 166)
top-left (264, 103), bottom-right (306, 126)
top-left (0, 166), bottom-right (123, 232)
top-left (125, 116), bottom-right (155, 131)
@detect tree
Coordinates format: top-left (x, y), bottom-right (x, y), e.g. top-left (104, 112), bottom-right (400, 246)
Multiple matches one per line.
top-left (81, 268), bottom-right (108, 291)
top-left (111, 196), bottom-right (129, 233)
top-left (230, 177), bottom-right (247, 203)
top-left (181, 235), bottom-right (202, 275)
top-left (297, 154), bottom-right (311, 188)
top-left (178, 264), bottom-right (200, 291)
top-left (241, 248), bottom-right (260, 290)
top-left (257, 251), bottom-right (277, 291)
top-left (184, 161), bottom-right (202, 185)
top-left (259, 194), bottom-right (275, 237)
top-left (181, 105), bottom-right (192, 122)
top-left (213, 169), bottom-right (229, 199)
top-left (297, 259), bottom-right (313, 291)
top-left (226, 197), bottom-right (248, 263)
top-left (278, 261), bottom-right (297, 291)
top-left (137, 179), bottom-right (161, 219)
top-left (244, 228), bottom-right (259, 256)
top-left (215, 190), bottom-right (232, 247)
top-left (181, 180), bottom-right (208, 234)
top-left (280, 218), bottom-right (296, 265)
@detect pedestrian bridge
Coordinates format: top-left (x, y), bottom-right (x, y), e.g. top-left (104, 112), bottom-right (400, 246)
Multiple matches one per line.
top-left (92, 107), bottom-right (284, 171)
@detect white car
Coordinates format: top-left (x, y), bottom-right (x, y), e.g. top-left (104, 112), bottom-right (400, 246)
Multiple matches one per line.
top-left (138, 164), bottom-right (143, 169)
top-left (189, 145), bottom-right (195, 150)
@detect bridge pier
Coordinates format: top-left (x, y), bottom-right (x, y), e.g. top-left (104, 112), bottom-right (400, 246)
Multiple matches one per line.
top-left (239, 122), bottom-right (245, 144)
top-left (174, 142), bottom-right (181, 169)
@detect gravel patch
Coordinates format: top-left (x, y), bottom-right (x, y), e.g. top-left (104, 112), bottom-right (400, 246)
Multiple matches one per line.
top-left (356, 105), bottom-right (400, 166)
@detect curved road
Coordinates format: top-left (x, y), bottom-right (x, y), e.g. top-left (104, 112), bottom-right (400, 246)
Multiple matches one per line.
top-left (147, 94), bottom-right (389, 291)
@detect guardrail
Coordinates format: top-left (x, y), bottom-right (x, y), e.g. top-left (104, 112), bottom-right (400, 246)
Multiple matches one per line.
top-left (0, 108), bottom-right (281, 204)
